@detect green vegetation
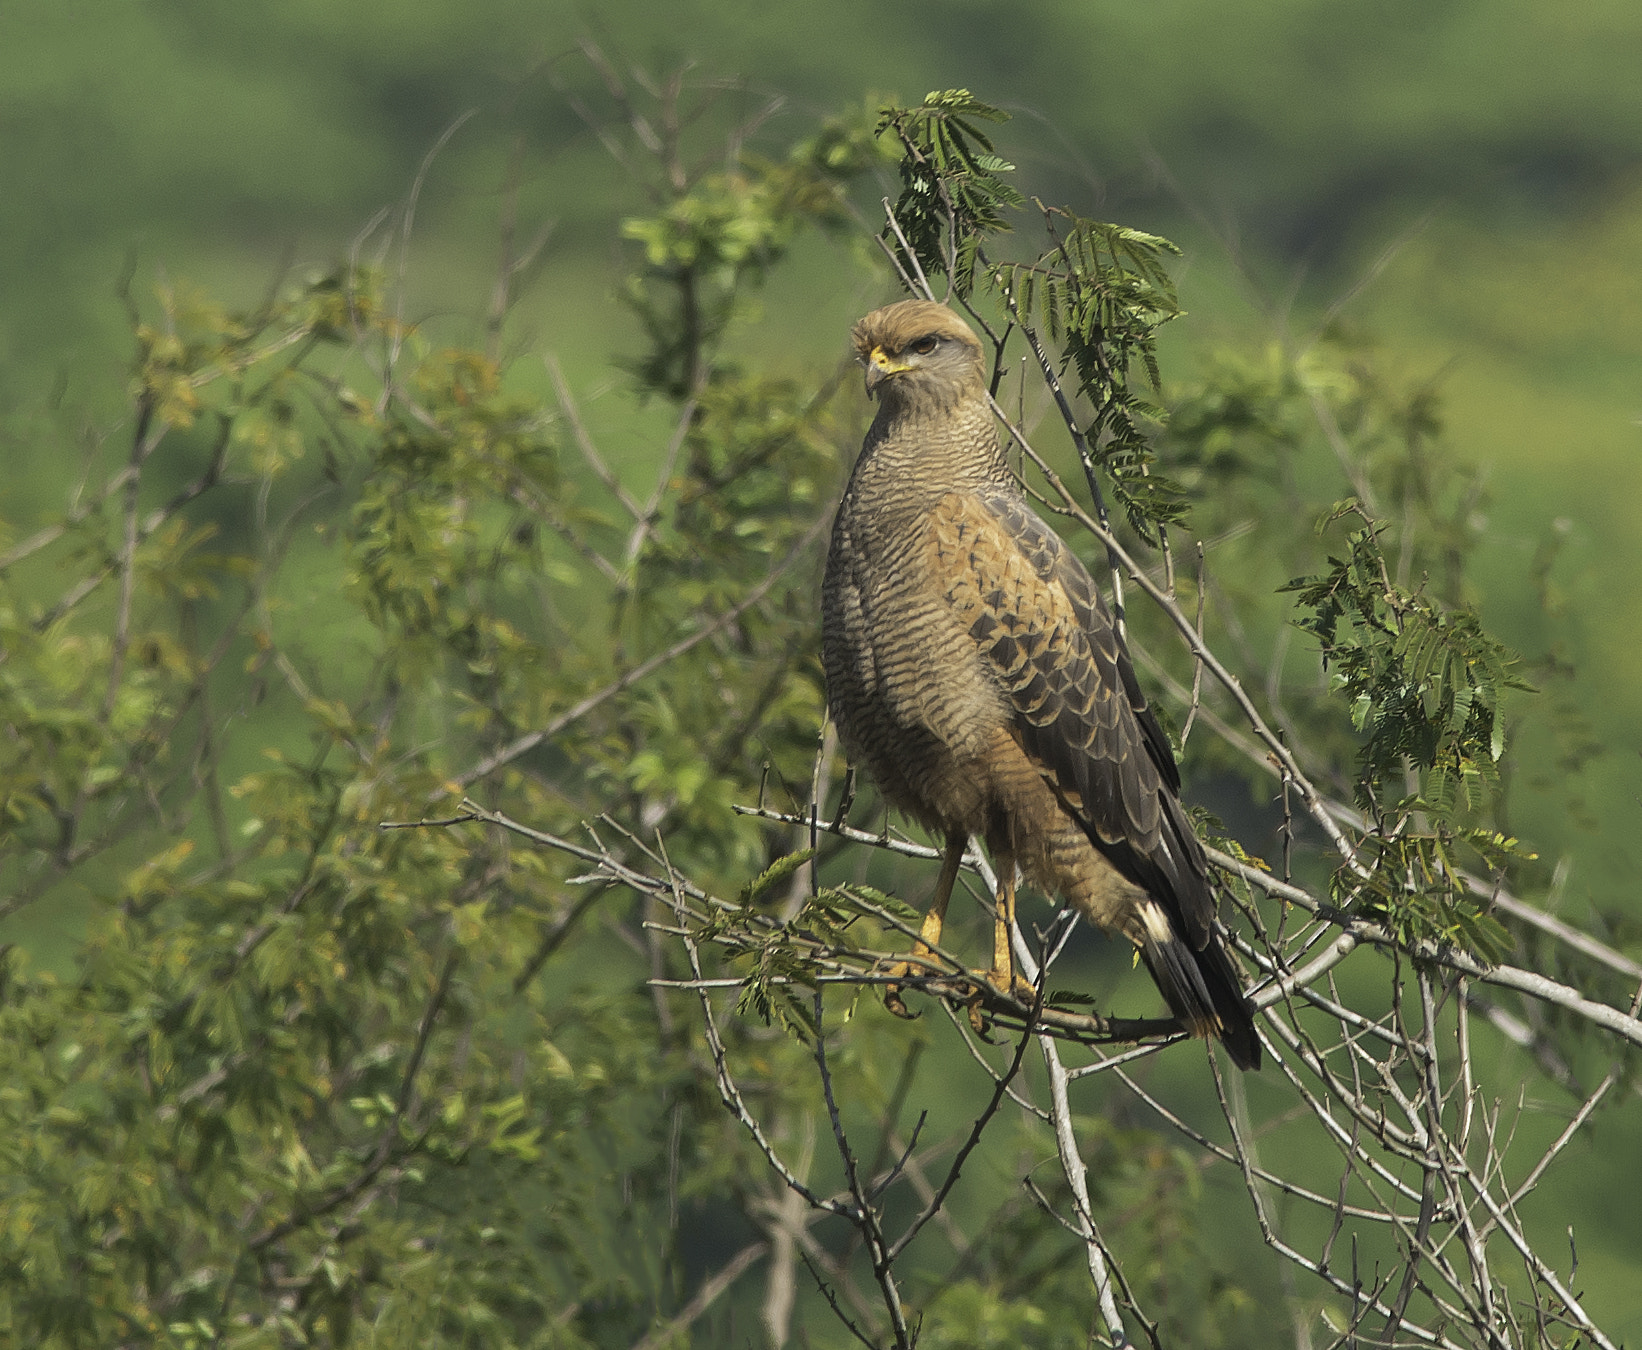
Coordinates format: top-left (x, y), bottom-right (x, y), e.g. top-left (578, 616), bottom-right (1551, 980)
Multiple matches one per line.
top-left (3, 11), bottom-right (1641, 1347)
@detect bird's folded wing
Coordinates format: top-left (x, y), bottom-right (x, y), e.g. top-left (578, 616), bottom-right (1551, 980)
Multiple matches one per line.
top-left (928, 488), bottom-right (1215, 946)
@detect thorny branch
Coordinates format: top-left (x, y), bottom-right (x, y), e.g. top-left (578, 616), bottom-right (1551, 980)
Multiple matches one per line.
top-left (401, 163), bottom-right (1639, 1350)
top-left (431, 753), bottom-right (1642, 1347)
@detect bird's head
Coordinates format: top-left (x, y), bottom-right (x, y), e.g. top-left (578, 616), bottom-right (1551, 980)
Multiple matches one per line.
top-left (851, 300), bottom-right (985, 413)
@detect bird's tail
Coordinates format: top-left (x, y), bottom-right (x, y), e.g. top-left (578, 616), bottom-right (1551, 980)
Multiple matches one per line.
top-left (1134, 899), bottom-right (1262, 1071)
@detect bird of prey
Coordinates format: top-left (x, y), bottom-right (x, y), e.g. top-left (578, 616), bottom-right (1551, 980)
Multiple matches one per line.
top-left (821, 298), bottom-right (1260, 1070)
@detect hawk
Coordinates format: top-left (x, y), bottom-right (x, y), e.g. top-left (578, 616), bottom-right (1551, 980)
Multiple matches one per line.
top-left (821, 299), bottom-right (1260, 1069)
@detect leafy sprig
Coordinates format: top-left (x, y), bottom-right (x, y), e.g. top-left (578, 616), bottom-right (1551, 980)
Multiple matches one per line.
top-left (1283, 501), bottom-right (1534, 954)
top-left (1283, 501), bottom-right (1529, 815)
top-left (877, 89), bottom-right (1023, 299)
top-left (878, 91), bottom-right (1186, 546)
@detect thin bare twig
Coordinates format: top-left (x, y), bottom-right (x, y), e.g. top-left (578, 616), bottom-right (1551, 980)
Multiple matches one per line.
top-left (885, 993), bottom-right (1039, 1262)
top-left (813, 987), bottom-right (914, 1348)
top-left (545, 353), bottom-right (645, 520)
top-left (454, 505), bottom-right (832, 788)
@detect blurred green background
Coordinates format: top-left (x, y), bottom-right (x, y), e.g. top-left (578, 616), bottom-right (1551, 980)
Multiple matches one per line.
top-left (3, 0), bottom-right (1640, 1332)
top-left (6, 0), bottom-right (1636, 917)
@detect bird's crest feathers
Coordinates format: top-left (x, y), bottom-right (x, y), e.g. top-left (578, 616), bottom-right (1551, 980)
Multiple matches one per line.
top-left (851, 299), bottom-right (983, 362)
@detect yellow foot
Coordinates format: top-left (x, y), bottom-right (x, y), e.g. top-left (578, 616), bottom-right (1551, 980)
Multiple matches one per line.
top-left (964, 965), bottom-right (1038, 1032)
top-left (981, 965), bottom-right (1038, 1003)
top-left (878, 954), bottom-right (944, 1019)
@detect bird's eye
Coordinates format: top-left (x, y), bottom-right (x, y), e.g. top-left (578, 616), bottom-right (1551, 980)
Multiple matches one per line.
top-left (910, 336), bottom-right (938, 356)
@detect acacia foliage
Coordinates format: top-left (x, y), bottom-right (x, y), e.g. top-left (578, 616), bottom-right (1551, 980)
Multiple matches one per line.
top-left (0, 76), bottom-right (1622, 1350)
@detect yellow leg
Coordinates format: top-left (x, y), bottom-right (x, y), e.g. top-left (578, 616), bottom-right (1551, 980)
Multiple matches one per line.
top-left (965, 857), bottom-right (1037, 1033)
top-left (983, 860), bottom-right (1035, 1003)
top-left (916, 831), bottom-right (967, 957)
top-left (991, 866), bottom-right (1015, 987)
top-left (884, 831), bottom-right (967, 1016)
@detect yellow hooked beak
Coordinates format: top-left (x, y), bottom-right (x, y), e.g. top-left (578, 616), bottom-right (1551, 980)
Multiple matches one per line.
top-left (862, 345), bottom-right (912, 395)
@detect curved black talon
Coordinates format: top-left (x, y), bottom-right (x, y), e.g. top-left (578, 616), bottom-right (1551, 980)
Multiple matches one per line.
top-left (883, 984), bottom-right (921, 1019)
